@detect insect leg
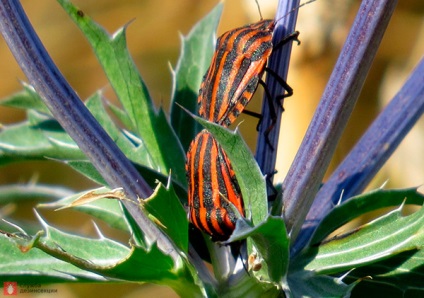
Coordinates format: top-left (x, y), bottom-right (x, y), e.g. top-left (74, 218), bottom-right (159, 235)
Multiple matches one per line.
top-left (256, 78), bottom-right (280, 150)
top-left (238, 78), bottom-right (280, 150)
top-left (264, 67), bottom-right (293, 100)
top-left (273, 31), bottom-right (300, 50)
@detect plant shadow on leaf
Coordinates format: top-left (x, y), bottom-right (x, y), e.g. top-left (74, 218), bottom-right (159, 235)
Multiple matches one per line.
top-left (347, 249), bottom-right (423, 285)
top-left (32, 119), bottom-right (64, 132)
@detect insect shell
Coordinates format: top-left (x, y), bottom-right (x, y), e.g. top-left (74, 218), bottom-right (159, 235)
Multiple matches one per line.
top-left (198, 19), bottom-right (276, 127)
top-left (186, 129), bottom-right (244, 241)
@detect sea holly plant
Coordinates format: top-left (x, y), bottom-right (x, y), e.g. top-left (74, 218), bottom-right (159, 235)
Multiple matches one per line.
top-left (0, 0), bottom-right (422, 297)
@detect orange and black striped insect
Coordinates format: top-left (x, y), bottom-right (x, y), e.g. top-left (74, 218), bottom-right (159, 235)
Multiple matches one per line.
top-left (198, 0), bottom-right (317, 141)
top-left (197, 18), bottom-right (299, 129)
top-left (186, 129), bottom-right (244, 241)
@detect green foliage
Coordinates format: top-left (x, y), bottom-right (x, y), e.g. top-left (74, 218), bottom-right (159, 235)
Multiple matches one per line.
top-left (142, 183), bottom-right (189, 253)
top-left (287, 272), bottom-right (357, 298)
top-left (290, 188), bottom-right (424, 296)
top-left (39, 188), bottom-right (129, 231)
top-left (0, 213), bottom-right (177, 283)
top-left (170, 3), bottom-right (223, 151)
top-left (57, 0), bottom-right (187, 187)
top-left (303, 203), bottom-right (424, 274)
top-left (350, 249), bottom-right (424, 292)
top-left (310, 187), bottom-right (424, 245)
top-left (0, 229), bottom-right (107, 283)
top-left (227, 216), bottom-right (290, 284)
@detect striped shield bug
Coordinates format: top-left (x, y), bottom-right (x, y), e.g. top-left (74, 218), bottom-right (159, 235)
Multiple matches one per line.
top-left (197, 1), bottom-right (316, 139)
top-left (197, 19), bottom-right (298, 128)
top-left (186, 129), bottom-right (244, 241)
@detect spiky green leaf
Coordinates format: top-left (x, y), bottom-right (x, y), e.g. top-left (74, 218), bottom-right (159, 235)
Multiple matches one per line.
top-left (310, 187), bottom-right (424, 245)
top-left (57, 0), bottom-right (186, 186)
top-left (170, 3), bottom-right (223, 150)
top-left (38, 187), bottom-right (128, 231)
top-left (0, 83), bottom-right (50, 115)
top-left (142, 183), bottom-right (188, 253)
top-left (300, 203), bottom-right (424, 275)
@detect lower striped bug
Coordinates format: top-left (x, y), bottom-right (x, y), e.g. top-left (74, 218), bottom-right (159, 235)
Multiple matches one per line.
top-left (186, 129), bottom-right (244, 241)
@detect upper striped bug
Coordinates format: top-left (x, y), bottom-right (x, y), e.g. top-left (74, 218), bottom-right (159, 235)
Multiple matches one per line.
top-left (198, 20), bottom-right (297, 126)
top-left (186, 129), bottom-right (244, 241)
top-left (198, 1), bottom-right (315, 144)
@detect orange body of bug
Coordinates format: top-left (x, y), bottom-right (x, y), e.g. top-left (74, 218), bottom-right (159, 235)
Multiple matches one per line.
top-left (186, 130), bottom-right (244, 241)
top-left (198, 19), bottom-right (275, 127)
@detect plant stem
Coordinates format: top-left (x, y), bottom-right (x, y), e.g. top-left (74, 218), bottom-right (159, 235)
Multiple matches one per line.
top-left (256, 0), bottom-right (301, 176)
top-left (281, 0), bottom-right (398, 242)
top-left (294, 58), bottom-right (424, 255)
top-left (0, 0), bottom-right (179, 261)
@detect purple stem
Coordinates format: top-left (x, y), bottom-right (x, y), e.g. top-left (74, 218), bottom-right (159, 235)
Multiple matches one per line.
top-left (255, 0), bottom-right (301, 174)
top-left (0, 0), bottom-right (179, 261)
top-left (281, 0), bottom-right (398, 241)
top-left (293, 58), bottom-right (424, 255)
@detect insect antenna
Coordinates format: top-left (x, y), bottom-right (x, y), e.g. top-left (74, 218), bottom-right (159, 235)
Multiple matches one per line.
top-left (254, 0), bottom-right (263, 20)
top-left (274, 0), bottom-right (317, 26)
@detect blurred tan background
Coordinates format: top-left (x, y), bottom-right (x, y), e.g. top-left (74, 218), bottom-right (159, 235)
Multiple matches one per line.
top-left (0, 0), bottom-right (423, 297)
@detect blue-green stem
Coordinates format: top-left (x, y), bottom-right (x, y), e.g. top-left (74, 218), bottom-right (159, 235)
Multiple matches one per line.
top-left (295, 57), bottom-right (424, 255)
top-left (256, 0), bottom-right (301, 177)
top-left (281, 0), bottom-right (398, 243)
